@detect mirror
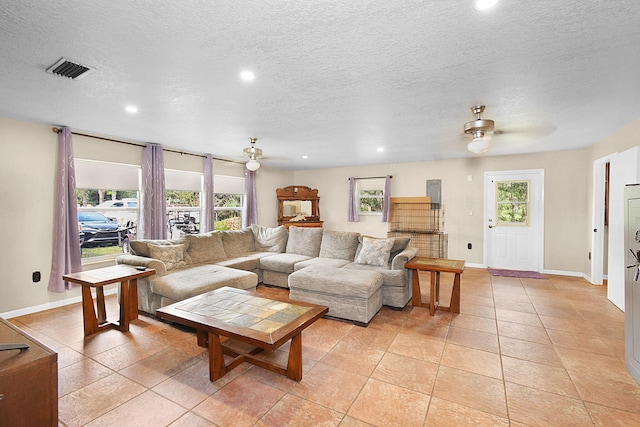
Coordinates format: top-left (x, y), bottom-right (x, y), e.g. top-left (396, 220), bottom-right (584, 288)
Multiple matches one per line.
top-left (283, 200), bottom-right (312, 217)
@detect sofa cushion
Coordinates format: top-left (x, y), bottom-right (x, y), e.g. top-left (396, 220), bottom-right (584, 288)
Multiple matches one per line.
top-left (214, 252), bottom-right (274, 270)
top-left (294, 257), bottom-right (351, 271)
top-left (286, 226), bottom-right (323, 257)
top-left (220, 229), bottom-right (256, 256)
top-left (355, 236), bottom-right (394, 267)
top-left (250, 225), bottom-right (288, 252)
top-left (185, 232), bottom-right (227, 264)
top-left (343, 263), bottom-right (406, 288)
top-left (260, 252), bottom-right (312, 274)
top-left (355, 235), bottom-right (410, 263)
top-left (130, 238), bottom-right (189, 258)
top-left (150, 264), bottom-right (257, 302)
top-left (148, 243), bottom-right (187, 271)
top-left (318, 230), bottom-right (360, 261)
top-left (288, 266), bottom-right (383, 299)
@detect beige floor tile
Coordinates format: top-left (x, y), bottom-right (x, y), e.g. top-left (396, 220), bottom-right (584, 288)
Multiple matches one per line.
top-left (446, 326), bottom-right (499, 353)
top-left (321, 338), bottom-right (385, 376)
top-left (450, 313), bottom-right (497, 334)
top-left (152, 360), bottom-right (221, 409)
top-left (459, 302), bottom-right (496, 319)
top-left (585, 402), bottom-right (640, 426)
top-left (168, 412), bottom-right (216, 427)
top-left (440, 343), bottom-right (503, 379)
top-left (119, 347), bottom-right (199, 388)
top-left (568, 370), bottom-right (640, 414)
top-left (499, 336), bottom-right (563, 367)
top-left (388, 330), bottom-right (445, 363)
top-left (371, 352), bottom-right (439, 395)
top-left (84, 390), bottom-right (186, 426)
top-left (425, 397), bottom-right (509, 426)
top-left (432, 365), bottom-right (507, 418)
top-left (539, 314), bottom-right (598, 335)
top-left (546, 329), bottom-right (616, 356)
top-left (58, 358), bottom-right (114, 397)
top-left (256, 393), bottom-right (344, 427)
top-left (193, 376), bottom-right (285, 426)
top-left (495, 308), bottom-right (542, 327)
top-left (505, 382), bottom-right (593, 427)
top-left (348, 378), bottom-right (430, 427)
top-left (501, 356), bottom-right (579, 398)
top-left (497, 320), bottom-right (551, 344)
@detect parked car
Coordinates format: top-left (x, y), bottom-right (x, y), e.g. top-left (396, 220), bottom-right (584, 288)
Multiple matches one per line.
top-left (78, 211), bottom-right (131, 250)
top-left (96, 198), bottom-right (138, 226)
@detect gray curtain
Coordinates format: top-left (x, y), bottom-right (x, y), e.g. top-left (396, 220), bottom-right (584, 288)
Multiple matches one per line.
top-left (348, 176), bottom-right (359, 222)
top-left (243, 166), bottom-right (258, 227)
top-left (381, 175), bottom-right (391, 222)
top-left (48, 127), bottom-right (81, 292)
top-left (202, 154), bottom-right (215, 232)
top-left (140, 144), bottom-right (167, 239)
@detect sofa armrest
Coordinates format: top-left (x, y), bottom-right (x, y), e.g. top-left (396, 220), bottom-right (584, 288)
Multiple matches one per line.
top-left (391, 247), bottom-right (418, 270)
top-left (116, 254), bottom-right (167, 276)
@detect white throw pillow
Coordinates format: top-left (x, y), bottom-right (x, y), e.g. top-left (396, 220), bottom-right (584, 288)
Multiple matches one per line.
top-left (148, 243), bottom-right (186, 271)
top-left (355, 237), bottom-right (394, 267)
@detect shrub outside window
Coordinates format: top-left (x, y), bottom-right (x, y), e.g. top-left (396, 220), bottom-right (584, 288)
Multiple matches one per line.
top-left (357, 179), bottom-right (385, 214)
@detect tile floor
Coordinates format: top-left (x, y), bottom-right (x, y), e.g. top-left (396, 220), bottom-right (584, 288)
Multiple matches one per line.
top-left (9, 268), bottom-right (640, 426)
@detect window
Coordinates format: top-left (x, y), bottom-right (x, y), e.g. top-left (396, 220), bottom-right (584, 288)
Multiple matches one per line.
top-left (165, 169), bottom-right (203, 238)
top-left (75, 159), bottom-right (140, 260)
top-left (356, 179), bottom-right (385, 214)
top-left (496, 180), bottom-right (529, 225)
top-left (214, 175), bottom-right (245, 230)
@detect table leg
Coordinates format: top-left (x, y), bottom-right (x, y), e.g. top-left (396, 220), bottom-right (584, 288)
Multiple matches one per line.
top-left (450, 273), bottom-right (461, 313)
top-left (208, 332), bottom-right (227, 381)
top-left (286, 333), bottom-right (303, 381)
top-left (129, 278), bottom-right (139, 321)
top-left (411, 269), bottom-right (422, 306)
top-left (81, 286), bottom-right (99, 336)
top-left (95, 287), bottom-right (107, 324)
top-left (435, 271), bottom-right (441, 308)
top-left (430, 271), bottom-right (436, 315)
top-left (119, 280), bottom-right (130, 332)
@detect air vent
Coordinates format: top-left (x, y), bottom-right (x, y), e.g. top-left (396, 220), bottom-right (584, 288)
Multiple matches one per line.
top-left (46, 58), bottom-right (94, 79)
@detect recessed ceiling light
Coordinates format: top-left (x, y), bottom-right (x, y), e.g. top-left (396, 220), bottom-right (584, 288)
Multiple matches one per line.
top-left (474, 0), bottom-right (498, 10)
top-left (125, 105), bottom-right (138, 113)
top-left (240, 70), bottom-right (255, 81)
top-left (302, 155), bottom-right (308, 159)
top-left (377, 147), bottom-right (384, 153)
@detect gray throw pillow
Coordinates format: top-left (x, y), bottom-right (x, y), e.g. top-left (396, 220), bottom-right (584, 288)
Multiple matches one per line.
top-left (250, 225), bottom-right (288, 252)
top-left (319, 230), bottom-right (360, 260)
top-left (185, 232), bottom-right (227, 263)
top-left (355, 237), bottom-right (394, 267)
top-left (148, 243), bottom-right (187, 271)
top-left (286, 226), bottom-right (323, 257)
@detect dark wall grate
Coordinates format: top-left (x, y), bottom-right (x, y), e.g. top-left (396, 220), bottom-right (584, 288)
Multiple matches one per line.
top-left (46, 58), bottom-right (94, 79)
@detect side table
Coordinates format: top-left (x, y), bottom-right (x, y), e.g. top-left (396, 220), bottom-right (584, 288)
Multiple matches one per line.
top-left (63, 265), bottom-right (155, 336)
top-left (404, 257), bottom-right (465, 315)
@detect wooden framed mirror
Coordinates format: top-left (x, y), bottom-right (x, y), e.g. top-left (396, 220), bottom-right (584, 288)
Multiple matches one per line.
top-left (276, 186), bottom-right (322, 229)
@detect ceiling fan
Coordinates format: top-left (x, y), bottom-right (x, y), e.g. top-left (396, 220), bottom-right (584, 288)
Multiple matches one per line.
top-left (243, 137), bottom-right (263, 171)
top-left (463, 104), bottom-right (495, 154)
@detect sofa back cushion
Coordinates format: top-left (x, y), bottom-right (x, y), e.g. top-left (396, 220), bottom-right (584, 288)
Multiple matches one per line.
top-left (286, 226), bottom-right (323, 257)
top-left (130, 238), bottom-right (191, 264)
top-left (148, 243), bottom-right (187, 271)
top-left (220, 228), bottom-right (256, 256)
top-left (250, 225), bottom-right (288, 252)
top-left (185, 232), bottom-right (227, 263)
top-left (319, 230), bottom-right (360, 260)
top-left (354, 236), bottom-right (410, 265)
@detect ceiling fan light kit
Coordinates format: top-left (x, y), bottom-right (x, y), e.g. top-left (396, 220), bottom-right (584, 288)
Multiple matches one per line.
top-left (243, 137), bottom-right (262, 171)
top-left (464, 104), bottom-right (495, 154)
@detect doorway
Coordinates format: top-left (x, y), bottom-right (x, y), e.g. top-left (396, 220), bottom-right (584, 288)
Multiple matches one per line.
top-left (484, 169), bottom-right (544, 272)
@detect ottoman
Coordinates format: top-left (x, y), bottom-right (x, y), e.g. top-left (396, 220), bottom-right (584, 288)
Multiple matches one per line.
top-left (288, 265), bottom-right (383, 326)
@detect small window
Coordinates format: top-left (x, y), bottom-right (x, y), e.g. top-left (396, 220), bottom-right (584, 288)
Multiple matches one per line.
top-left (215, 193), bottom-right (243, 230)
top-left (496, 180), bottom-right (529, 225)
top-left (356, 179), bottom-right (385, 214)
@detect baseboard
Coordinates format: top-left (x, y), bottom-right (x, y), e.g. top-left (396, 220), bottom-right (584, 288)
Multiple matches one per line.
top-left (0, 288), bottom-right (118, 319)
top-left (542, 269), bottom-right (587, 278)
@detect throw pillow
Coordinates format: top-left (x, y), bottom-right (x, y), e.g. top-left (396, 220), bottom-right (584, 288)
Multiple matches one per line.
top-left (148, 243), bottom-right (186, 271)
top-left (185, 232), bottom-right (227, 264)
top-left (355, 237), bottom-right (394, 267)
top-left (250, 225), bottom-right (288, 252)
top-left (220, 228), bottom-right (256, 256)
top-left (319, 230), bottom-right (360, 260)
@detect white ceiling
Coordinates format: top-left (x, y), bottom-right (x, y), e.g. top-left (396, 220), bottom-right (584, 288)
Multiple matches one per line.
top-left (1, 1), bottom-right (639, 170)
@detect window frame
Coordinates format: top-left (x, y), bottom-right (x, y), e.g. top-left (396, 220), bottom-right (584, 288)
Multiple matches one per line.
top-left (356, 178), bottom-right (386, 216)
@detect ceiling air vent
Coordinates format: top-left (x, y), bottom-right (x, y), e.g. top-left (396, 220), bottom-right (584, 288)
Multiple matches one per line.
top-left (46, 58), bottom-right (94, 79)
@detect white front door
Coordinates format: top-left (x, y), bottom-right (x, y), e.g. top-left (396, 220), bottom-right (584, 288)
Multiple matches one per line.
top-left (484, 169), bottom-right (544, 272)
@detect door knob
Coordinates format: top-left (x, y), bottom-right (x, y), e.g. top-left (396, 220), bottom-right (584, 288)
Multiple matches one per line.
top-left (488, 225), bottom-right (493, 229)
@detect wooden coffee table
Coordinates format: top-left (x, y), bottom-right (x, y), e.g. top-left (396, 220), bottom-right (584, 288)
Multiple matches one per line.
top-left (404, 257), bottom-right (465, 315)
top-left (156, 287), bottom-right (328, 382)
top-left (63, 265), bottom-right (155, 336)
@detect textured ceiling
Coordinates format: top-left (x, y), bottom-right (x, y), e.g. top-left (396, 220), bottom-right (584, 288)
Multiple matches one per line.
top-left (1, 1), bottom-right (639, 169)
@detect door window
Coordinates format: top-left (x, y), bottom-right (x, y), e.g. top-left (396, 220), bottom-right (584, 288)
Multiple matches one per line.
top-left (496, 180), bottom-right (529, 226)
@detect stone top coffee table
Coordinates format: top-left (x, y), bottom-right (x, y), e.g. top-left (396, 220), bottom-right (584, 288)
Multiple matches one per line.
top-left (156, 286), bottom-right (328, 382)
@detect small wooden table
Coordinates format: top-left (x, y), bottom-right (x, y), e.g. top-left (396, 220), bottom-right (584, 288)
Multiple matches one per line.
top-left (157, 287), bottom-right (328, 382)
top-left (404, 257), bottom-right (465, 315)
top-left (63, 265), bottom-right (155, 336)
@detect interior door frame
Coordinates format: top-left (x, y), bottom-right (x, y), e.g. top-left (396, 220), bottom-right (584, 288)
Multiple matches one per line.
top-left (483, 169), bottom-right (545, 272)
top-left (591, 154), bottom-right (614, 285)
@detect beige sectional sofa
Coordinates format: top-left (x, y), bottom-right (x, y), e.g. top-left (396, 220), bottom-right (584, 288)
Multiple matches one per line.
top-left (115, 225), bottom-right (417, 323)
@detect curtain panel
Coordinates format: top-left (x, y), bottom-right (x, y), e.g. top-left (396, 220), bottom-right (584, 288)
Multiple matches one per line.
top-left (140, 144), bottom-right (167, 239)
top-left (243, 167), bottom-right (258, 227)
top-left (381, 174), bottom-right (391, 222)
top-left (202, 154), bottom-right (216, 232)
top-left (48, 127), bottom-right (81, 292)
top-left (348, 176), bottom-right (360, 222)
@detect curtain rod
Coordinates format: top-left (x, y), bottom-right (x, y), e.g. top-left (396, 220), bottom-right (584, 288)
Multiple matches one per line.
top-left (51, 127), bottom-right (237, 163)
top-left (348, 175), bottom-right (393, 180)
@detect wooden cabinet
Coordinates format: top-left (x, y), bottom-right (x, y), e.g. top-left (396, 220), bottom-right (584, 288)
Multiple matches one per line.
top-left (276, 186), bottom-right (323, 229)
top-left (0, 318), bottom-right (58, 427)
top-left (387, 197), bottom-right (448, 258)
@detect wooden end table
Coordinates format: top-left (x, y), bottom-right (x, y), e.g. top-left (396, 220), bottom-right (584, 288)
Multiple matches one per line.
top-left (404, 257), bottom-right (465, 315)
top-left (157, 287), bottom-right (328, 382)
top-left (63, 265), bottom-right (155, 336)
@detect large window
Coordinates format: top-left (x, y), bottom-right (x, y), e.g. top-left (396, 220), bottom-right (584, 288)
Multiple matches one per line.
top-left (356, 179), bottom-right (385, 214)
top-left (214, 175), bottom-right (245, 230)
top-left (75, 159), bottom-right (140, 260)
top-left (165, 169), bottom-right (203, 238)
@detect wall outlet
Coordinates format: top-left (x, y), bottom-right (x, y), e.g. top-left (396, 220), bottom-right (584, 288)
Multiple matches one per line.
top-left (467, 243), bottom-right (472, 250)
top-left (32, 271), bottom-right (41, 282)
